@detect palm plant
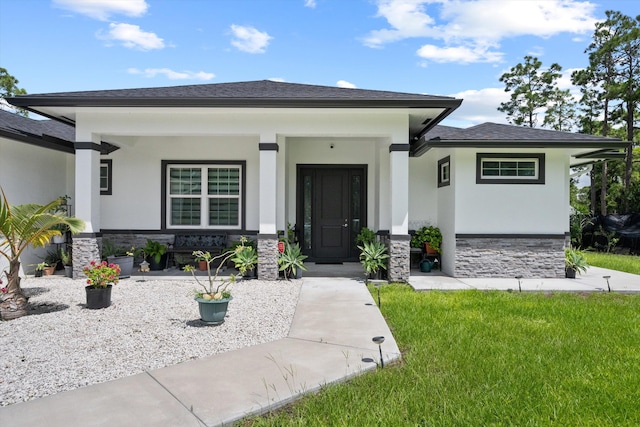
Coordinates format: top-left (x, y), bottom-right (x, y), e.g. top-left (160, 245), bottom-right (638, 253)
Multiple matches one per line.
top-left (0, 189), bottom-right (84, 320)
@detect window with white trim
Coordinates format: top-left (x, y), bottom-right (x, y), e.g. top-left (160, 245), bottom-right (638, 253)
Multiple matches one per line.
top-left (167, 164), bottom-right (242, 229)
top-left (476, 153), bottom-right (545, 184)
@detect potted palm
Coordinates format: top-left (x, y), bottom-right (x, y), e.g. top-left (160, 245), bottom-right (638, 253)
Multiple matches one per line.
top-left (0, 189), bottom-right (84, 320)
top-left (565, 248), bottom-right (588, 278)
top-left (358, 240), bottom-right (389, 281)
top-left (278, 242), bottom-right (307, 279)
top-left (83, 261), bottom-right (121, 309)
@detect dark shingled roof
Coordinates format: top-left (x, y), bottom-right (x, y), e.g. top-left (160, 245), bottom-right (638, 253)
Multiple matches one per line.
top-left (411, 122), bottom-right (627, 157)
top-left (10, 79), bottom-right (457, 102)
top-left (424, 122), bottom-right (621, 142)
top-left (0, 109), bottom-right (74, 153)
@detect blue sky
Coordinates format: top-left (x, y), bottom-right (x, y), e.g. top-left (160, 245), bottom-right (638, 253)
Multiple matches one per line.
top-left (0, 0), bottom-right (636, 127)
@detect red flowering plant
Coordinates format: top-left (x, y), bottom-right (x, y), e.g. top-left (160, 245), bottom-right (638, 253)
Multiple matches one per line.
top-left (83, 261), bottom-right (121, 289)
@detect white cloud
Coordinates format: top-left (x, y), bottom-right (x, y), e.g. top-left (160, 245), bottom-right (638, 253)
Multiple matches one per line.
top-left (52, 0), bottom-right (148, 21)
top-left (443, 87), bottom-right (510, 127)
top-left (417, 44), bottom-right (502, 64)
top-left (364, 0), bottom-right (598, 64)
top-left (230, 24), bottom-right (272, 53)
top-left (305, 0), bottom-right (317, 8)
top-left (98, 23), bottom-right (164, 50)
top-left (127, 68), bottom-right (215, 81)
top-left (268, 77), bottom-right (286, 82)
top-left (336, 80), bottom-right (357, 89)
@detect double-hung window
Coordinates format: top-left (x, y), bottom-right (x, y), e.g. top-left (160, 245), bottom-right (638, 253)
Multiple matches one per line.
top-left (166, 163), bottom-right (243, 229)
top-left (476, 153), bottom-right (545, 184)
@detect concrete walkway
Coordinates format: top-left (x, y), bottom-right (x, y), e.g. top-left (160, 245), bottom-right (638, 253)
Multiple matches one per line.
top-left (410, 266), bottom-right (640, 293)
top-left (0, 278), bottom-right (400, 427)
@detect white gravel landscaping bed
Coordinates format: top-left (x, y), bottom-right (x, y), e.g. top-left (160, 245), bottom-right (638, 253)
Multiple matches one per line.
top-left (0, 275), bottom-right (302, 406)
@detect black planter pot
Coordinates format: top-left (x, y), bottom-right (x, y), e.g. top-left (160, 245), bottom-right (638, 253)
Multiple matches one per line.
top-left (147, 254), bottom-right (168, 271)
top-left (85, 285), bottom-right (112, 309)
top-left (565, 267), bottom-right (576, 279)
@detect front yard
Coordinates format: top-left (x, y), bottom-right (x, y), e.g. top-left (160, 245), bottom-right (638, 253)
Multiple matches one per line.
top-left (243, 284), bottom-right (640, 426)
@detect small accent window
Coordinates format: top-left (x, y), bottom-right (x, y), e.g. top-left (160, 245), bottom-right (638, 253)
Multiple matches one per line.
top-left (438, 156), bottom-right (450, 188)
top-left (166, 163), bottom-right (242, 229)
top-left (476, 153), bottom-right (545, 184)
top-left (100, 159), bottom-right (112, 195)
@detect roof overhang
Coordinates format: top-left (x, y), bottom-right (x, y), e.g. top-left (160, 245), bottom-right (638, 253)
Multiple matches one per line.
top-left (412, 137), bottom-right (628, 157)
top-left (0, 128), bottom-right (74, 154)
top-left (8, 97), bottom-right (463, 142)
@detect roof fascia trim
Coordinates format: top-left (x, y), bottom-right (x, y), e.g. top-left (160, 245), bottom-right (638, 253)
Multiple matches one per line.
top-left (423, 139), bottom-right (628, 149)
top-left (0, 129), bottom-right (75, 154)
top-left (7, 97), bottom-right (463, 110)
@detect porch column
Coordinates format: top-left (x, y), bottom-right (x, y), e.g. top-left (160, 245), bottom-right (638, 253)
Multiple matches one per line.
top-left (257, 138), bottom-right (279, 280)
top-left (72, 141), bottom-right (102, 279)
top-left (388, 144), bottom-right (410, 282)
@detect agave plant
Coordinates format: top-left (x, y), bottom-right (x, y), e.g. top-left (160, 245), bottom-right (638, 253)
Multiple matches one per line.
top-left (358, 240), bottom-right (389, 277)
top-left (0, 188), bottom-right (85, 320)
top-left (278, 242), bottom-right (308, 279)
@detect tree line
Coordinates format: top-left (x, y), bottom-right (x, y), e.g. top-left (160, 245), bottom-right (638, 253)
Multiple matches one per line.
top-left (498, 11), bottom-right (639, 215)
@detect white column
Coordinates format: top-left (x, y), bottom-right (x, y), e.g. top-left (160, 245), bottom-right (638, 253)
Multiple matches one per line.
top-left (259, 135), bottom-right (278, 235)
top-left (389, 144), bottom-right (409, 235)
top-left (74, 139), bottom-right (101, 233)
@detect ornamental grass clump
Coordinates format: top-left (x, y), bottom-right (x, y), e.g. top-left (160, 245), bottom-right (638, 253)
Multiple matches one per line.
top-left (83, 261), bottom-right (121, 288)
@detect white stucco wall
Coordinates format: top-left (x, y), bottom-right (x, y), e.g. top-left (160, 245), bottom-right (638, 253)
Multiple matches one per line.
top-left (454, 149), bottom-right (569, 234)
top-left (0, 137), bottom-right (74, 274)
top-left (100, 135), bottom-right (260, 230)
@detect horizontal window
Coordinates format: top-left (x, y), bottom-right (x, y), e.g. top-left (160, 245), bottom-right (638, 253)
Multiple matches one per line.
top-left (165, 163), bottom-right (243, 229)
top-left (476, 153), bottom-right (545, 184)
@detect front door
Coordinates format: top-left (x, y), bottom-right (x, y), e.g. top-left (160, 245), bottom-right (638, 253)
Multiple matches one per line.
top-left (297, 165), bottom-right (366, 262)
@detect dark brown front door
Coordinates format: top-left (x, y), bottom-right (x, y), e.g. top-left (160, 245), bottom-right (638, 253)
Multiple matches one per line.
top-left (298, 165), bottom-right (366, 262)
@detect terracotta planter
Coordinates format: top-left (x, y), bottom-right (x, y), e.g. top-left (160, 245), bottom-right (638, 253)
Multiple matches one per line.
top-left (43, 266), bottom-right (56, 276)
top-left (425, 243), bottom-right (439, 255)
top-left (198, 260), bottom-right (208, 271)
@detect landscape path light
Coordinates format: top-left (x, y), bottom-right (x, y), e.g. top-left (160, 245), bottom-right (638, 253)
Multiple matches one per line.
top-left (372, 336), bottom-right (385, 368)
top-left (515, 275), bottom-right (523, 292)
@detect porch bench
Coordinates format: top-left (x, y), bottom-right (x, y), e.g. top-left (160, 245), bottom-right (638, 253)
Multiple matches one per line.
top-left (167, 233), bottom-right (228, 262)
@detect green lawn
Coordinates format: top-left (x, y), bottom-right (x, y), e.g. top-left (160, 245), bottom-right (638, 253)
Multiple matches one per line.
top-left (584, 252), bottom-right (640, 275)
top-left (242, 286), bottom-right (640, 426)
